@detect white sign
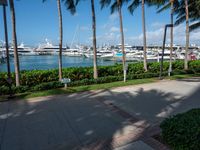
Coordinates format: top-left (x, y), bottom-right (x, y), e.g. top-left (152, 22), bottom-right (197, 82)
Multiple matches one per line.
top-left (61, 78), bottom-right (71, 84)
top-left (0, 0), bottom-right (7, 6)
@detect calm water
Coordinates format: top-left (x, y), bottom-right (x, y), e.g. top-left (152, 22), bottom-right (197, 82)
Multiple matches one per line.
top-left (0, 55), bottom-right (116, 72)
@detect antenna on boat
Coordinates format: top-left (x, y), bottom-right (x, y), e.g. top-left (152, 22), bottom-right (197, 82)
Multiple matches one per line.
top-left (70, 24), bottom-right (79, 49)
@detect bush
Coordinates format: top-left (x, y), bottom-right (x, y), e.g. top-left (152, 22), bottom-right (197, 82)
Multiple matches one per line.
top-left (0, 85), bottom-right (29, 95)
top-left (0, 72), bottom-right (165, 95)
top-left (32, 81), bottom-right (64, 91)
top-left (0, 60), bottom-right (200, 89)
top-left (160, 109), bottom-right (200, 150)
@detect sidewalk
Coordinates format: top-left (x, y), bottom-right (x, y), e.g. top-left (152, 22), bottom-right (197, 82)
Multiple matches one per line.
top-left (0, 78), bottom-right (200, 150)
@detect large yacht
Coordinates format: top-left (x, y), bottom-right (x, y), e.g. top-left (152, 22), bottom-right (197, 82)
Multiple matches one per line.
top-left (36, 39), bottom-right (66, 55)
top-left (9, 43), bottom-right (37, 56)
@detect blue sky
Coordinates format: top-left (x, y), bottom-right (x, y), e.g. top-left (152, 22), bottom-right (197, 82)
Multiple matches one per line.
top-left (0, 0), bottom-right (198, 47)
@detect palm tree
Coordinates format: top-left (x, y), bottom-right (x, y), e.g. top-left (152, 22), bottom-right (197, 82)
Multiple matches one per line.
top-left (43, 0), bottom-right (77, 81)
top-left (172, 0), bottom-right (190, 70)
top-left (184, 0), bottom-right (189, 70)
top-left (57, 0), bottom-right (63, 81)
top-left (128, 0), bottom-right (147, 71)
top-left (142, 0), bottom-right (147, 71)
top-left (66, 0), bottom-right (98, 79)
top-left (156, 0), bottom-right (193, 70)
top-left (9, 0), bottom-right (20, 86)
top-left (100, 0), bottom-right (128, 82)
top-left (91, 0), bottom-right (98, 79)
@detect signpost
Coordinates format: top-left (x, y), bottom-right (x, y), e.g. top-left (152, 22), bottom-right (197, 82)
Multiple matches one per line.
top-left (61, 78), bottom-right (71, 89)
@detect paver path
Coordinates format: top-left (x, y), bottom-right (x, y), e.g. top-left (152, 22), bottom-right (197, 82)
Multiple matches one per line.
top-left (0, 78), bottom-right (200, 150)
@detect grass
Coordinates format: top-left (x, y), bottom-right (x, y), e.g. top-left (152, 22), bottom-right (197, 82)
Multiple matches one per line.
top-left (0, 73), bottom-right (199, 101)
top-left (168, 73), bottom-right (200, 80)
top-left (13, 78), bottom-right (156, 100)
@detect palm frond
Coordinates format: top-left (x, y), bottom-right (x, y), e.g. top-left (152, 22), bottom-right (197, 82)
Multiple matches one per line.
top-left (62, 0), bottom-right (77, 15)
top-left (111, 1), bottom-right (118, 14)
top-left (99, 0), bottom-right (111, 9)
top-left (189, 21), bottom-right (200, 32)
top-left (128, 0), bottom-right (140, 14)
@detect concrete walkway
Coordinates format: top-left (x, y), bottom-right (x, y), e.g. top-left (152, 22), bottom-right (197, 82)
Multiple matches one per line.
top-left (0, 78), bottom-right (200, 150)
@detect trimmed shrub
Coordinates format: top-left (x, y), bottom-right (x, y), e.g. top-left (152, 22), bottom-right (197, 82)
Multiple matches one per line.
top-left (160, 109), bottom-right (200, 150)
top-left (0, 60), bottom-right (200, 89)
top-left (32, 81), bottom-right (64, 91)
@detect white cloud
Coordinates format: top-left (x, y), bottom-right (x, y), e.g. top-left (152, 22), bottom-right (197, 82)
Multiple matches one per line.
top-left (110, 26), bottom-right (120, 32)
top-left (109, 13), bottom-right (118, 22)
top-left (125, 23), bottom-right (200, 45)
top-left (151, 22), bottom-right (165, 29)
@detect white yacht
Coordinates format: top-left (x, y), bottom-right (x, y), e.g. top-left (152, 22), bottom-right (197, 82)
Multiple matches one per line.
top-left (84, 52), bottom-right (102, 58)
top-left (36, 39), bottom-right (65, 55)
top-left (100, 51), bottom-right (114, 59)
top-left (63, 48), bottom-right (83, 56)
top-left (9, 43), bottom-right (37, 56)
top-left (155, 50), bottom-right (177, 62)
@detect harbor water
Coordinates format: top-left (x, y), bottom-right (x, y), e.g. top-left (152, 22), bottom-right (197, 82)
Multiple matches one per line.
top-left (0, 55), bottom-right (117, 72)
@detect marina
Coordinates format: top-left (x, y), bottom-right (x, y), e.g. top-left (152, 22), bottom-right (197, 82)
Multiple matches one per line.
top-left (0, 40), bottom-right (200, 72)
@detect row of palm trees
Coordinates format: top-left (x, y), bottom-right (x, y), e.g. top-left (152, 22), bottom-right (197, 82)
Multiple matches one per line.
top-left (5, 0), bottom-right (200, 86)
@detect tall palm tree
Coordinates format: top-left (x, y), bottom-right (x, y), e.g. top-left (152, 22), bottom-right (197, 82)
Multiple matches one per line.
top-left (173, 0), bottom-right (200, 41)
top-left (43, 0), bottom-right (77, 81)
top-left (100, 0), bottom-right (128, 82)
top-left (141, 0), bottom-right (147, 71)
top-left (156, 0), bottom-right (194, 70)
top-left (128, 0), bottom-right (147, 71)
top-left (184, 0), bottom-right (189, 70)
top-left (57, 0), bottom-right (63, 81)
top-left (9, 0), bottom-right (20, 86)
top-left (91, 0), bottom-right (98, 79)
top-left (173, 0), bottom-right (190, 70)
top-left (66, 0), bottom-right (98, 79)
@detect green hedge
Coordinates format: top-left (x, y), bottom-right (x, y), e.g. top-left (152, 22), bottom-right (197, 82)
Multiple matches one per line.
top-left (160, 109), bottom-right (200, 150)
top-left (0, 60), bottom-right (200, 88)
top-left (0, 72), bottom-right (167, 95)
top-left (0, 68), bottom-right (199, 95)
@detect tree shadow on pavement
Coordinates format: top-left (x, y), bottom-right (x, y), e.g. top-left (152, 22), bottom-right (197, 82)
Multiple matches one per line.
top-left (0, 80), bottom-right (200, 150)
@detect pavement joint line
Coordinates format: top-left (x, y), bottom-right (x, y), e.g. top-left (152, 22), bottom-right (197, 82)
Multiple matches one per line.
top-left (142, 137), bottom-right (170, 150)
top-left (88, 90), bottom-right (140, 124)
top-left (139, 125), bottom-right (170, 150)
top-left (88, 91), bottom-right (172, 150)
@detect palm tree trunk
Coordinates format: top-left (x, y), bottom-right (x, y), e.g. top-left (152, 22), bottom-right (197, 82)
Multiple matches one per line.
top-left (9, 0), bottom-right (20, 86)
top-left (57, 0), bottom-right (63, 81)
top-left (142, 0), bottom-right (148, 72)
top-left (3, 5), bottom-right (11, 80)
top-left (117, 0), bottom-right (126, 82)
top-left (169, 0), bottom-right (174, 76)
top-left (91, 0), bottom-right (98, 79)
top-left (184, 0), bottom-right (189, 70)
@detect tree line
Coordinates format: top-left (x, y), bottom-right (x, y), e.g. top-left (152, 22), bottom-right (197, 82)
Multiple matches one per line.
top-left (5, 0), bottom-right (200, 86)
